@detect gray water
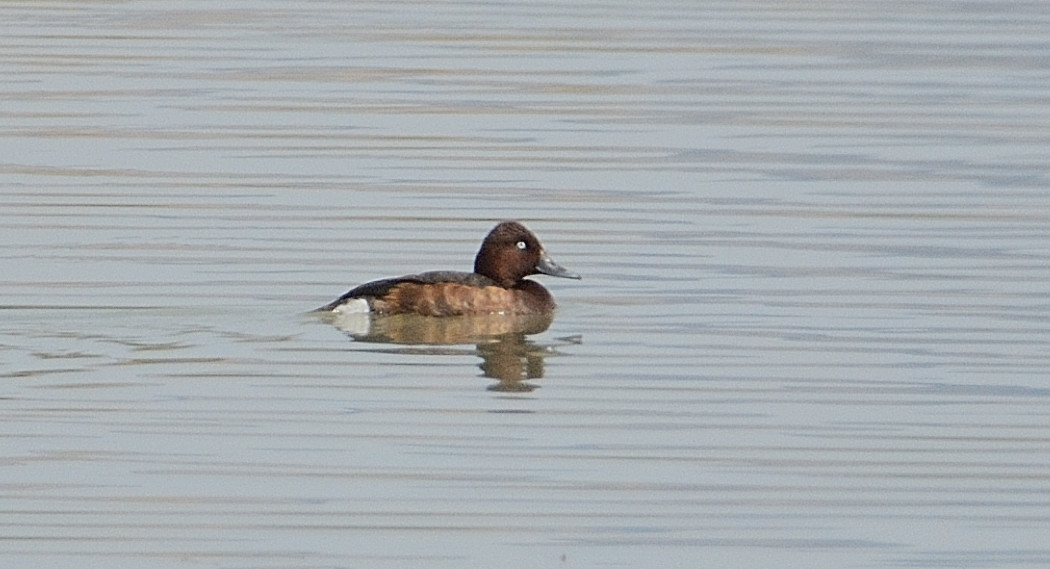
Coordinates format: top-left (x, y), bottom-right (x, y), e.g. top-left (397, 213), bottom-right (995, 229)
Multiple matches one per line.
top-left (3, 2), bottom-right (1050, 568)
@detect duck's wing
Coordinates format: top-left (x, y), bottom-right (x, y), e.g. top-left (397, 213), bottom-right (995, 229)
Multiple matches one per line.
top-left (317, 271), bottom-right (496, 312)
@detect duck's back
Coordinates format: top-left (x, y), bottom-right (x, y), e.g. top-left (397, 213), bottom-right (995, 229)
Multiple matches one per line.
top-left (320, 271), bottom-right (500, 315)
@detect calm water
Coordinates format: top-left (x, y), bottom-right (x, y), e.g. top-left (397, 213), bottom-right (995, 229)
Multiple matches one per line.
top-left (3, 1), bottom-right (1050, 568)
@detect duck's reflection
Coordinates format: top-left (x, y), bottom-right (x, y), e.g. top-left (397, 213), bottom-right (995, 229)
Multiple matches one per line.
top-left (322, 311), bottom-right (567, 391)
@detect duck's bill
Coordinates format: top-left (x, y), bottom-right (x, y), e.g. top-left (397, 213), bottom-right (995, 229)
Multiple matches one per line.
top-left (536, 254), bottom-right (581, 279)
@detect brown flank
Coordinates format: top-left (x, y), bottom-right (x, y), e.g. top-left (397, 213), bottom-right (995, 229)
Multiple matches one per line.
top-left (371, 282), bottom-right (524, 316)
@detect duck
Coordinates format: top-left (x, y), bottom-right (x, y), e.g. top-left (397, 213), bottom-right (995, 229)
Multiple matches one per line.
top-left (317, 221), bottom-right (579, 316)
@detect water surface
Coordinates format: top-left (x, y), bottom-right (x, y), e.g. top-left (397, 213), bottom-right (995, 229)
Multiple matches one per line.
top-left (2, 1), bottom-right (1050, 568)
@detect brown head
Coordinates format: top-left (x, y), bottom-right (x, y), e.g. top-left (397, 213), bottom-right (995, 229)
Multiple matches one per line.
top-left (473, 221), bottom-right (580, 288)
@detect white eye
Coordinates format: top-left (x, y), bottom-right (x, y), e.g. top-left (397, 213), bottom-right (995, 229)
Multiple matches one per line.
top-left (516, 241), bottom-right (527, 250)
